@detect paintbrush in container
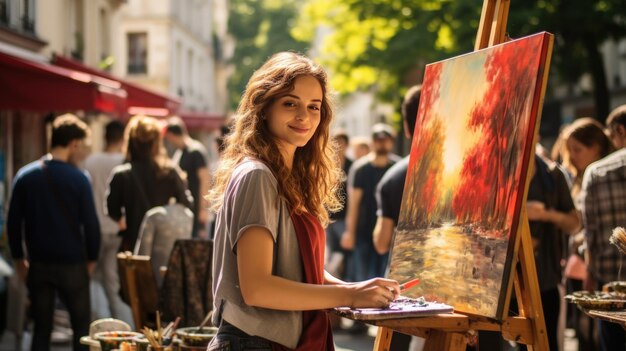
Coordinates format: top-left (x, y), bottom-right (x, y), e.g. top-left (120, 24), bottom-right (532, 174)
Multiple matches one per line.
top-left (162, 317), bottom-right (181, 346)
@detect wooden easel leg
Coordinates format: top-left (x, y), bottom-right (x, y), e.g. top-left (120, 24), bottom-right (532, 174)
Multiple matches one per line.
top-left (423, 330), bottom-right (467, 351)
top-left (474, 0), bottom-right (510, 50)
top-left (488, 0), bottom-right (510, 46)
top-left (121, 255), bottom-right (144, 330)
top-left (373, 327), bottom-right (393, 351)
top-left (515, 218), bottom-right (549, 350)
top-left (475, 0), bottom-right (497, 49)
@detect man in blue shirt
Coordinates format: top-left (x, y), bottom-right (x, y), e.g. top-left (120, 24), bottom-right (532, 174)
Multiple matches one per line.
top-left (7, 114), bottom-right (100, 351)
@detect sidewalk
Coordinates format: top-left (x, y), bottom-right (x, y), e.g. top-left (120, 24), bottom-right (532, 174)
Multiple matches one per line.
top-left (0, 327), bottom-right (376, 351)
top-left (0, 325), bottom-right (580, 351)
top-left (0, 330), bottom-right (73, 351)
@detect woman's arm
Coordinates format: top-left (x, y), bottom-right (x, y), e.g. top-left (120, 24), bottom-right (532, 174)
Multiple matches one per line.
top-left (527, 201), bottom-right (581, 235)
top-left (172, 169), bottom-right (194, 208)
top-left (237, 226), bottom-right (399, 311)
top-left (324, 270), bottom-right (349, 285)
top-left (340, 187), bottom-right (362, 250)
top-left (373, 217), bottom-right (395, 254)
top-left (106, 172), bottom-right (123, 221)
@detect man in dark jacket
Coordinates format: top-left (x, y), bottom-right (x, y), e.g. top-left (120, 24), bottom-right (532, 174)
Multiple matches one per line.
top-left (7, 114), bottom-right (100, 351)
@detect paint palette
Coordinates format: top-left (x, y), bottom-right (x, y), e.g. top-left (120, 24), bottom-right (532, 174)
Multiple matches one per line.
top-left (334, 296), bottom-right (454, 320)
top-left (565, 291), bottom-right (626, 311)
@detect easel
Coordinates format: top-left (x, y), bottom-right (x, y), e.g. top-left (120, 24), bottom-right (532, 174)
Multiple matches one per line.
top-left (372, 0), bottom-right (551, 350)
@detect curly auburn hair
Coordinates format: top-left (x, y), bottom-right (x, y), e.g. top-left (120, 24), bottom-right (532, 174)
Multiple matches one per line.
top-left (208, 52), bottom-right (342, 226)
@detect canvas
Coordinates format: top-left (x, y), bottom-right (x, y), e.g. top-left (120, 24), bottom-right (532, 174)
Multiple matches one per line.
top-left (388, 32), bottom-right (553, 319)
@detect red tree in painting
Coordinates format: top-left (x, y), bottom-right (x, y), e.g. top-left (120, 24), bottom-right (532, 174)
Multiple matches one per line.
top-left (399, 64), bottom-right (446, 229)
top-left (453, 37), bottom-right (542, 230)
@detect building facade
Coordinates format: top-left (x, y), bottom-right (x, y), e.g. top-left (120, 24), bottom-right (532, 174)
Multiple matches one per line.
top-left (0, 0), bottom-right (227, 235)
top-left (0, 0), bottom-right (49, 226)
top-left (110, 0), bottom-right (226, 116)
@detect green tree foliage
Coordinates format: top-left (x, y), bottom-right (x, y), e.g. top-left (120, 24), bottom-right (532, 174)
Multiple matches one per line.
top-left (293, 0), bottom-right (626, 121)
top-left (507, 0), bottom-right (626, 121)
top-left (292, 0), bottom-right (482, 102)
top-left (227, 0), bottom-right (309, 110)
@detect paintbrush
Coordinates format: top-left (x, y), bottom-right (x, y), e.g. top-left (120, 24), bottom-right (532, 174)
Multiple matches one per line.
top-left (143, 327), bottom-right (159, 348)
top-left (156, 311), bottom-right (162, 346)
top-left (400, 278), bottom-right (420, 292)
top-left (196, 310), bottom-right (213, 333)
top-left (162, 317), bottom-right (181, 346)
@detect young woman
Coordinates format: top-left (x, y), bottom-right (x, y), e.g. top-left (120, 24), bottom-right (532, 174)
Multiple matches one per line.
top-left (107, 115), bottom-right (193, 252)
top-left (208, 52), bottom-right (400, 350)
top-left (562, 117), bottom-right (611, 351)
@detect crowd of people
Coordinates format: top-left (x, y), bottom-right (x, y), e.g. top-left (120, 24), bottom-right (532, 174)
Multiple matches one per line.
top-left (5, 113), bottom-right (213, 350)
top-left (4, 49), bottom-right (626, 351)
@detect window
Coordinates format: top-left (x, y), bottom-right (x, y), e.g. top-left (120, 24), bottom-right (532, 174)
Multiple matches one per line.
top-left (127, 32), bottom-right (148, 74)
top-left (99, 9), bottom-right (109, 60)
top-left (0, 0), bottom-right (8, 25)
top-left (71, 0), bottom-right (85, 60)
top-left (20, 0), bottom-right (34, 33)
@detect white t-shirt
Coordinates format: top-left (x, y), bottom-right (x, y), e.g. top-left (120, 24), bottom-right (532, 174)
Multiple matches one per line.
top-left (85, 152), bottom-right (124, 235)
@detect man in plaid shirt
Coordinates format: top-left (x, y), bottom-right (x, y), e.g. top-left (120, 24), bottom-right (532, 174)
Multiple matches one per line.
top-left (582, 104), bottom-right (626, 351)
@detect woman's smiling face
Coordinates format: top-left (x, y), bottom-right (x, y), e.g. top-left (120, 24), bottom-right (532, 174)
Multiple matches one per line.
top-left (265, 75), bottom-right (323, 157)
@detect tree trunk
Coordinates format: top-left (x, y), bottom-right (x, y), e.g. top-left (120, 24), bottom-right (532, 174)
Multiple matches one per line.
top-left (584, 34), bottom-right (610, 122)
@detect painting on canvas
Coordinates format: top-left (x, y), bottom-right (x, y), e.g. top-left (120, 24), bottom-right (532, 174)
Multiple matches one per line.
top-left (388, 32), bottom-right (553, 319)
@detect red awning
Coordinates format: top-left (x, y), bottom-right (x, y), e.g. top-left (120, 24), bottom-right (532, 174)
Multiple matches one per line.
top-left (52, 55), bottom-right (181, 114)
top-left (0, 51), bottom-right (126, 113)
top-left (178, 110), bottom-right (225, 131)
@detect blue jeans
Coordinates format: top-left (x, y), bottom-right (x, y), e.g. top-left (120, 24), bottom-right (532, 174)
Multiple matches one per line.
top-left (326, 219), bottom-right (352, 280)
top-left (352, 241), bottom-right (389, 281)
top-left (326, 219), bottom-right (345, 253)
top-left (207, 320), bottom-right (273, 351)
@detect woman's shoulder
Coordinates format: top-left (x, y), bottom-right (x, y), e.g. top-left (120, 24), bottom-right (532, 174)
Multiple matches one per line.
top-left (110, 162), bottom-right (132, 176)
top-left (232, 158), bottom-right (276, 182)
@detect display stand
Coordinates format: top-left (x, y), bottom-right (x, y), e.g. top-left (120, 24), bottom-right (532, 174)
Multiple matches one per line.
top-left (371, 1), bottom-right (550, 349)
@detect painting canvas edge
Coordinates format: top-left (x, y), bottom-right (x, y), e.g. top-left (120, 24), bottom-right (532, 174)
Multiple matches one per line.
top-left (495, 32), bottom-right (555, 320)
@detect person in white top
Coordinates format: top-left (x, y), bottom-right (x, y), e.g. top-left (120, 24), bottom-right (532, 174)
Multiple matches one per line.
top-left (84, 120), bottom-right (133, 325)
